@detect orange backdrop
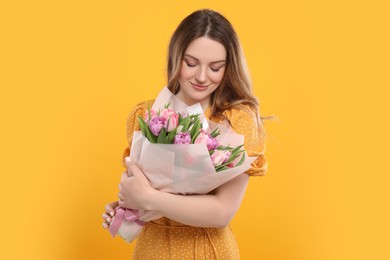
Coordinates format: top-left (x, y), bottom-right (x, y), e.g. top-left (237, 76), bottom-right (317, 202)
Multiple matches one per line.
top-left (1, 0), bottom-right (389, 259)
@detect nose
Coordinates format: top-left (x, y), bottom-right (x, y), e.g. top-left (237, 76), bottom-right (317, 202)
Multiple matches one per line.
top-left (195, 67), bottom-right (207, 83)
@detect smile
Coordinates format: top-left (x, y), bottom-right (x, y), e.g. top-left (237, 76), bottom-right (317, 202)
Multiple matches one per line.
top-left (190, 82), bottom-right (209, 90)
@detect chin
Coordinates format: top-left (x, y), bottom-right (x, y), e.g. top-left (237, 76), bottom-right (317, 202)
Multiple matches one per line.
top-left (188, 93), bottom-right (209, 103)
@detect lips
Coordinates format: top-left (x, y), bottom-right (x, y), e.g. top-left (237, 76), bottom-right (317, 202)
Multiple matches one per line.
top-left (190, 82), bottom-right (209, 90)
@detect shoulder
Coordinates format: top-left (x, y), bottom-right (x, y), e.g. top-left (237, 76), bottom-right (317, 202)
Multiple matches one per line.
top-left (223, 106), bottom-right (268, 177)
top-left (125, 99), bottom-right (155, 132)
top-left (129, 100), bottom-right (155, 115)
top-left (127, 100), bottom-right (155, 119)
top-left (223, 105), bottom-right (260, 130)
top-left (222, 105), bottom-right (266, 144)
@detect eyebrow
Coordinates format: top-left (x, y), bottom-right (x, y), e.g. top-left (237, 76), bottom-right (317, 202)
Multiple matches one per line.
top-left (184, 54), bottom-right (226, 64)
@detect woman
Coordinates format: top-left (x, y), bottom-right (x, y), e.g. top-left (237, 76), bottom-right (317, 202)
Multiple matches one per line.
top-left (102, 9), bottom-right (268, 259)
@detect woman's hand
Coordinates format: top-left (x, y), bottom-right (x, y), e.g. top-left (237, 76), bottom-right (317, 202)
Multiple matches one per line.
top-left (102, 201), bottom-right (118, 229)
top-left (118, 158), bottom-right (157, 210)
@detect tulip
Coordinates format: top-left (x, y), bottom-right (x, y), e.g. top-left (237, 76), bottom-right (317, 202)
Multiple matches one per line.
top-left (148, 116), bottom-right (167, 136)
top-left (173, 132), bottom-right (191, 144)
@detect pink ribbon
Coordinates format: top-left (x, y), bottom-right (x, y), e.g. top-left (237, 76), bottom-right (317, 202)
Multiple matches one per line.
top-left (109, 206), bottom-right (146, 237)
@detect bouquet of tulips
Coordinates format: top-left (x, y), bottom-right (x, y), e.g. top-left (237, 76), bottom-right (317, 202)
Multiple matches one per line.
top-left (109, 87), bottom-right (256, 243)
top-left (138, 103), bottom-right (246, 172)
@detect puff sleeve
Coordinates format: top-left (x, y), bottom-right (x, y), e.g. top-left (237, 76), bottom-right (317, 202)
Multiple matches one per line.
top-left (121, 100), bottom-right (155, 168)
top-left (224, 107), bottom-right (268, 176)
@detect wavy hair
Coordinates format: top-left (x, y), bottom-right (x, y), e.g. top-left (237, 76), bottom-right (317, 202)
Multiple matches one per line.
top-left (167, 9), bottom-right (273, 127)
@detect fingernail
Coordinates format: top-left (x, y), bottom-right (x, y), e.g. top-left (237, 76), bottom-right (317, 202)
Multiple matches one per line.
top-left (110, 211), bottom-right (114, 216)
top-left (107, 217), bottom-right (111, 222)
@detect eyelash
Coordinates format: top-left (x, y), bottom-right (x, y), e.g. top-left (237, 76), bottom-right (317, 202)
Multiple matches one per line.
top-left (185, 61), bottom-right (221, 72)
top-left (186, 62), bottom-right (196, 68)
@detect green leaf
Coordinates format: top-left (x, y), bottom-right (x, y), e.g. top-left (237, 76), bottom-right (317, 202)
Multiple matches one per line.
top-left (178, 113), bottom-right (183, 124)
top-left (147, 104), bottom-right (152, 121)
top-left (224, 153), bottom-right (240, 165)
top-left (157, 127), bottom-right (168, 143)
top-left (210, 128), bottom-right (221, 138)
top-left (190, 120), bottom-right (201, 143)
top-left (217, 145), bottom-right (234, 150)
top-left (166, 128), bottom-right (177, 143)
top-left (138, 115), bottom-right (157, 143)
top-left (231, 144), bottom-right (244, 154)
top-left (138, 116), bottom-right (149, 135)
top-left (138, 116), bottom-right (147, 134)
top-left (146, 130), bottom-right (157, 143)
top-left (235, 152), bottom-right (246, 167)
top-left (181, 117), bottom-right (191, 132)
top-left (215, 150), bottom-right (245, 171)
top-left (215, 166), bottom-right (229, 172)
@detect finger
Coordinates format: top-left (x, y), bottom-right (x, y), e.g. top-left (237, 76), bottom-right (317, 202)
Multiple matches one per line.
top-left (124, 156), bottom-right (133, 167)
top-left (102, 213), bottom-right (112, 223)
top-left (118, 200), bottom-right (125, 208)
top-left (105, 204), bottom-right (115, 217)
top-left (120, 172), bottom-right (128, 182)
top-left (102, 222), bottom-right (109, 229)
top-left (125, 157), bottom-right (143, 176)
top-left (110, 201), bottom-right (119, 208)
top-left (125, 157), bottom-right (135, 177)
top-left (105, 204), bottom-right (113, 212)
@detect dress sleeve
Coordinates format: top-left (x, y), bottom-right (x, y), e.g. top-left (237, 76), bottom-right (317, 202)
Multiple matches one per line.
top-left (225, 107), bottom-right (268, 177)
top-left (121, 100), bottom-right (154, 168)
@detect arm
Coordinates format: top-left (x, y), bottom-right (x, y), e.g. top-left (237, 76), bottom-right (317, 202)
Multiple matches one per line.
top-left (118, 160), bottom-right (249, 228)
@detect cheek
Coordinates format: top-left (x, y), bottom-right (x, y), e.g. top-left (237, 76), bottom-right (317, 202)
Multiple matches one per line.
top-left (179, 65), bottom-right (194, 80)
top-left (209, 70), bottom-right (225, 83)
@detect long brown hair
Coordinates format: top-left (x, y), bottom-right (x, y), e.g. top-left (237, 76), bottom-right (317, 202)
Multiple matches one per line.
top-left (167, 9), bottom-right (272, 127)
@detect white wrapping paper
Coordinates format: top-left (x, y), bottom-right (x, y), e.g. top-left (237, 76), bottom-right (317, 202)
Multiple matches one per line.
top-left (113, 87), bottom-right (256, 243)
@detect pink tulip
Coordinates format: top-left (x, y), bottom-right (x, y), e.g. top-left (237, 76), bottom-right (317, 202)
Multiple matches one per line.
top-left (144, 109), bottom-right (157, 122)
top-left (210, 150), bottom-right (232, 166)
top-left (160, 108), bottom-right (179, 132)
top-left (174, 132), bottom-right (191, 144)
top-left (194, 129), bottom-right (219, 150)
top-left (148, 116), bottom-right (167, 136)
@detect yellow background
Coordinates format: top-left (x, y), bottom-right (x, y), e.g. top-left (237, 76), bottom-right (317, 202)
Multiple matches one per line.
top-left (1, 0), bottom-right (389, 259)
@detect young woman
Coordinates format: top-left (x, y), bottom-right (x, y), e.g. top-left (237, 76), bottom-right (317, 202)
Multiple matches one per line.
top-left (102, 9), bottom-right (268, 259)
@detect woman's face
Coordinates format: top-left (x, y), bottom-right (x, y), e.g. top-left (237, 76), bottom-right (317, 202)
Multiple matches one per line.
top-left (176, 36), bottom-right (226, 110)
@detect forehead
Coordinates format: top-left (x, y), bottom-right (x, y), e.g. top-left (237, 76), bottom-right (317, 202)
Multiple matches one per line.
top-left (185, 37), bottom-right (226, 62)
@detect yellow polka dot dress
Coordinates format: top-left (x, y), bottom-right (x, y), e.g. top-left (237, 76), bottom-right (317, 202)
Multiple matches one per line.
top-left (121, 100), bottom-right (268, 259)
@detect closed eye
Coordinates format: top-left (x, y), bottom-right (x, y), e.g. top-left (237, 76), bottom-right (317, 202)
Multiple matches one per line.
top-left (185, 61), bottom-right (196, 67)
top-left (211, 65), bottom-right (224, 72)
